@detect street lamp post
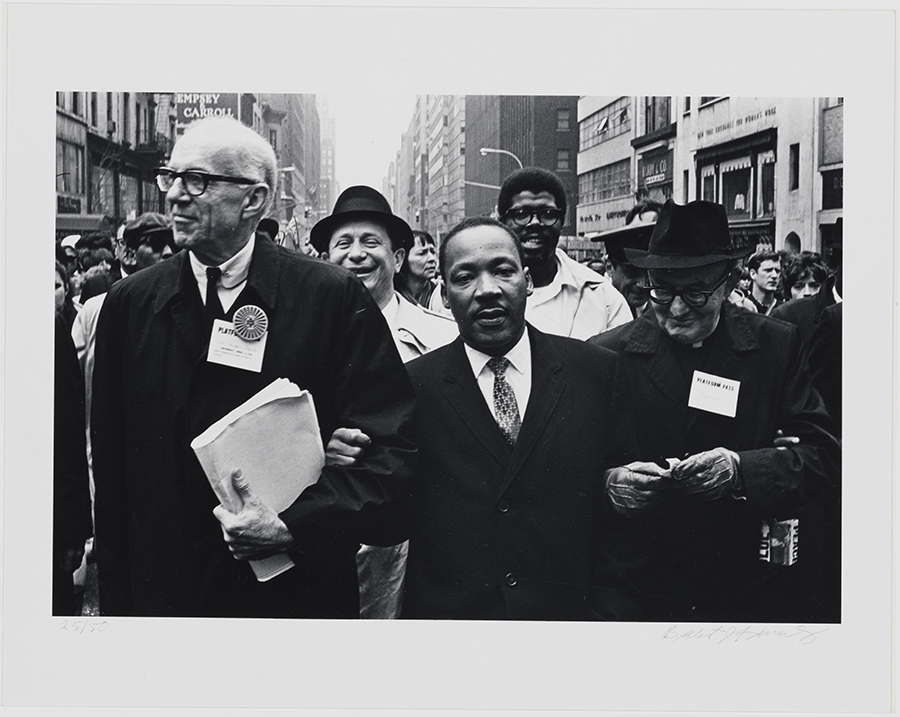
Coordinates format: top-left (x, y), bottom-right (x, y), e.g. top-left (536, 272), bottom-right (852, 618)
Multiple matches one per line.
top-left (479, 147), bottom-right (523, 169)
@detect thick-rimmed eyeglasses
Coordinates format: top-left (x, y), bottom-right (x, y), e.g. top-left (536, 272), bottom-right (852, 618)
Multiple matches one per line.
top-left (646, 270), bottom-right (732, 308)
top-left (504, 208), bottom-right (564, 228)
top-left (156, 168), bottom-right (258, 197)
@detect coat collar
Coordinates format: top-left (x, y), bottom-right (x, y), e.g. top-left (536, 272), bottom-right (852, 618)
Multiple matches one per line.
top-left (623, 301), bottom-right (759, 355)
top-left (439, 325), bottom-right (565, 487)
top-left (152, 233), bottom-right (281, 316)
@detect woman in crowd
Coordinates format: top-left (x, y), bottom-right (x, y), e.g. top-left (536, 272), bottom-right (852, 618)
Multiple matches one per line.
top-left (396, 229), bottom-right (438, 308)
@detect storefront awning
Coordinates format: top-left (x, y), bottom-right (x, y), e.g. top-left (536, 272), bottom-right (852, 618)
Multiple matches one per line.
top-left (55, 214), bottom-right (112, 233)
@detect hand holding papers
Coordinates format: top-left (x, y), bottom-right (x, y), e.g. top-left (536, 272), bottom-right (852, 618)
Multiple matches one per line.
top-left (191, 378), bottom-right (325, 581)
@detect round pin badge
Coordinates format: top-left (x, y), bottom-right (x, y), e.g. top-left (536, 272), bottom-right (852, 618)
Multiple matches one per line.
top-left (232, 305), bottom-right (268, 342)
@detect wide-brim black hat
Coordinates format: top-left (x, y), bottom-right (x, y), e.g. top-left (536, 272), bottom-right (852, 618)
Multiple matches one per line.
top-left (310, 185), bottom-right (413, 254)
top-left (591, 219), bottom-right (656, 264)
top-left (624, 199), bottom-right (752, 269)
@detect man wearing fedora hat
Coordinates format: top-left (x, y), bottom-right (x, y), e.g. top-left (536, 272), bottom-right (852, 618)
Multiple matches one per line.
top-left (311, 185), bottom-right (456, 618)
top-left (590, 199), bottom-right (840, 622)
top-left (92, 118), bottom-right (416, 617)
top-left (592, 200), bottom-right (662, 318)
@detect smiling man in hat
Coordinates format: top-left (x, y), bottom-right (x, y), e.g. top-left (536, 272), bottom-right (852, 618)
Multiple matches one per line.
top-left (91, 118), bottom-right (416, 618)
top-left (310, 186), bottom-right (456, 618)
top-left (590, 199), bottom-right (840, 623)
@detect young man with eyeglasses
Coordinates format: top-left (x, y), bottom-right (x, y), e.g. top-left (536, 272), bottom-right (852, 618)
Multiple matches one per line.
top-left (589, 199), bottom-right (841, 623)
top-left (497, 167), bottom-right (630, 340)
top-left (91, 117), bottom-right (416, 618)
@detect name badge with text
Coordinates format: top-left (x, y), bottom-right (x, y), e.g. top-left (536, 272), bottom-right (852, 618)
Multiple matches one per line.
top-left (688, 370), bottom-right (740, 418)
top-left (207, 319), bottom-right (267, 373)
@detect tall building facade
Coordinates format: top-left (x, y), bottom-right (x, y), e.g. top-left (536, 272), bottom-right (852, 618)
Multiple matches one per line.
top-left (57, 92), bottom-right (323, 246)
top-left (576, 96), bottom-right (843, 264)
top-left (386, 95), bottom-right (578, 243)
top-left (56, 92), bottom-right (176, 240)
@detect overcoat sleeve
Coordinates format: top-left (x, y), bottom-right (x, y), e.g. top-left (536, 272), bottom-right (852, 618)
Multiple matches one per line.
top-left (278, 276), bottom-right (418, 555)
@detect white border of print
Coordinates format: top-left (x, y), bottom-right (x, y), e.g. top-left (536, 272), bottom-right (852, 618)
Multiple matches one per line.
top-left (3, 2), bottom-right (894, 715)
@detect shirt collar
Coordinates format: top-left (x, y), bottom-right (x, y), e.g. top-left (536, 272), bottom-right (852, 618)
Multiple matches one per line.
top-left (463, 328), bottom-right (531, 379)
top-left (189, 233), bottom-right (256, 289)
top-left (381, 291), bottom-right (400, 328)
top-left (550, 247), bottom-right (603, 290)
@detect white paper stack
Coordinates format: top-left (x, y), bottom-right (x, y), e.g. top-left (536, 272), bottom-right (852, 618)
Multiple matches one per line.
top-left (191, 378), bottom-right (325, 581)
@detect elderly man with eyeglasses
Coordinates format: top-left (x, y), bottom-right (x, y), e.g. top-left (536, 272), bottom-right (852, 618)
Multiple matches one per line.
top-left (91, 117), bottom-right (416, 618)
top-left (496, 167), bottom-right (631, 340)
top-left (589, 199), bottom-right (841, 623)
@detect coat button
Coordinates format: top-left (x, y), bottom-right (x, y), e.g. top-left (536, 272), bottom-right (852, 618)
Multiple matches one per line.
top-left (497, 499), bottom-right (509, 513)
top-left (506, 572), bottom-right (517, 586)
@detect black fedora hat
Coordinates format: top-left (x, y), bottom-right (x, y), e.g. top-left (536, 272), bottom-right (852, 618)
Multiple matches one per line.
top-left (310, 186), bottom-right (413, 254)
top-left (624, 199), bottom-right (752, 269)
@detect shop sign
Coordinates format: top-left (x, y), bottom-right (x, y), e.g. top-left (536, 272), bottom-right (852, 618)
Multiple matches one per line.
top-left (176, 93), bottom-right (239, 127)
top-left (57, 195), bottom-right (81, 214)
top-left (638, 149), bottom-right (673, 188)
top-left (822, 168), bottom-right (842, 209)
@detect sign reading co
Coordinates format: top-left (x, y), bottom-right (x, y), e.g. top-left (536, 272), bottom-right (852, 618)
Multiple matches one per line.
top-left (638, 149), bottom-right (673, 187)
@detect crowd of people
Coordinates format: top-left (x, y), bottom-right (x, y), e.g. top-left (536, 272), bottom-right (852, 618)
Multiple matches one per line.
top-left (53, 116), bottom-right (841, 622)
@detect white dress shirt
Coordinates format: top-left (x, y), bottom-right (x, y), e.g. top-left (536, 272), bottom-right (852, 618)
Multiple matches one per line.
top-left (463, 330), bottom-right (532, 423)
top-left (189, 233), bottom-right (256, 313)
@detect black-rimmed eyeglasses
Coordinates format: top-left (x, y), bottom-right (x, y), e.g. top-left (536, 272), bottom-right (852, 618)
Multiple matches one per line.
top-left (646, 270), bottom-right (732, 308)
top-left (156, 168), bottom-right (258, 197)
top-left (504, 208), bottom-right (564, 228)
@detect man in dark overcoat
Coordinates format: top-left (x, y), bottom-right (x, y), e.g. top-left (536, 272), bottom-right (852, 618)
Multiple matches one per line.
top-left (591, 199), bottom-right (841, 623)
top-left (91, 117), bottom-right (416, 617)
top-left (402, 217), bottom-right (635, 620)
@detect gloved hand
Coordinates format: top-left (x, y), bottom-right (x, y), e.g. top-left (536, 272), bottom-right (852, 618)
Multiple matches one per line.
top-left (670, 447), bottom-right (741, 501)
top-left (605, 461), bottom-right (673, 517)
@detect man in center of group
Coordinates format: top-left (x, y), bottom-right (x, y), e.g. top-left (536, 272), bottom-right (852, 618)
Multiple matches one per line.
top-left (746, 248), bottom-right (782, 315)
top-left (497, 167), bottom-right (631, 339)
top-left (402, 217), bottom-right (634, 620)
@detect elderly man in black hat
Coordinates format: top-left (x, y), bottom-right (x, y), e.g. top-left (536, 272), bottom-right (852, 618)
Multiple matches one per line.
top-left (590, 199), bottom-right (841, 623)
top-left (310, 186), bottom-right (456, 619)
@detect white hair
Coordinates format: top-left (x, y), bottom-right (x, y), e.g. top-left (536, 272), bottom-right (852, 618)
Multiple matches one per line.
top-left (178, 116), bottom-right (278, 215)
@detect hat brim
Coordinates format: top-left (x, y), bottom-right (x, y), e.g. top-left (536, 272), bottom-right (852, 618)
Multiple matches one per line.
top-left (310, 211), bottom-right (413, 254)
top-left (589, 222), bottom-right (656, 244)
top-left (624, 245), bottom-right (753, 269)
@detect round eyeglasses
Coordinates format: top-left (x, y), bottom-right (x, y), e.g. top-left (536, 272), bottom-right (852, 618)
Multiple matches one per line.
top-left (504, 207), bottom-right (564, 228)
top-left (156, 168), bottom-right (258, 197)
top-left (646, 270), bottom-right (732, 308)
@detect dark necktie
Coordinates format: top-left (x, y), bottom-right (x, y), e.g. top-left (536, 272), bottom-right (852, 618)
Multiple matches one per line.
top-left (205, 267), bottom-right (225, 324)
top-left (487, 356), bottom-right (521, 446)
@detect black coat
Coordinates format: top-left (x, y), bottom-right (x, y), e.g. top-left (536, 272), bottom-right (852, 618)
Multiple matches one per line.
top-left (92, 235), bottom-right (417, 617)
top-left (590, 304), bottom-right (841, 622)
top-left (402, 327), bottom-right (636, 620)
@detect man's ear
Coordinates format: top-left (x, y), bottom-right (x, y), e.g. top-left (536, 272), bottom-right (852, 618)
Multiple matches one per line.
top-left (524, 266), bottom-right (534, 297)
top-left (393, 247), bottom-right (406, 273)
top-left (440, 277), bottom-right (450, 309)
top-left (242, 184), bottom-right (270, 218)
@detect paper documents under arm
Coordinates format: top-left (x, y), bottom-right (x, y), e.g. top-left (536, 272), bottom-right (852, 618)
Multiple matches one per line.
top-left (190, 378), bottom-right (325, 582)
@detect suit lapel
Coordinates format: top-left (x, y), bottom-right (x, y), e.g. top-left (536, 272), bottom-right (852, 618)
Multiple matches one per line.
top-left (502, 328), bottom-right (564, 492)
top-left (627, 313), bottom-right (690, 417)
top-left (441, 339), bottom-right (510, 469)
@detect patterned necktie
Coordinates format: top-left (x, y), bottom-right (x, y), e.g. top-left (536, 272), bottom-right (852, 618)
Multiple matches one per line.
top-left (487, 356), bottom-right (521, 446)
top-left (205, 267), bottom-right (225, 324)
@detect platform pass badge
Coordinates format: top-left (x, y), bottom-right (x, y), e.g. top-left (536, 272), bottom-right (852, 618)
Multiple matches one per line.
top-left (207, 305), bottom-right (268, 373)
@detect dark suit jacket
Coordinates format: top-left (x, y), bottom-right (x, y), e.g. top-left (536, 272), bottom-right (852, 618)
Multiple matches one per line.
top-left (590, 304), bottom-right (841, 622)
top-left (92, 235), bottom-right (417, 617)
top-left (402, 327), bottom-right (635, 621)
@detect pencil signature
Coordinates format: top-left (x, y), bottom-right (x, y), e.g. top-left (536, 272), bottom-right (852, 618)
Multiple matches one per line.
top-left (661, 624), bottom-right (828, 645)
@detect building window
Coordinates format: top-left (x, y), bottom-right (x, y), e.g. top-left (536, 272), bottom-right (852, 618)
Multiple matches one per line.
top-left (269, 128), bottom-right (278, 151)
top-left (684, 97), bottom-right (691, 112)
top-left (579, 97), bottom-right (630, 151)
top-left (720, 158), bottom-right (752, 218)
top-left (56, 92), bottom-right (65, 108)
top-left (122, 93), bottom-right (130, 144)
top-left (56, 140), bottom-right (84, 194)
top-left (700, 164), bottom-right (717, 202)
top-left (557, 149), bottom-right (571, 172)
top-left (90, 93), bottom-right (98, 127)
top-left (578, 158), bottom-right (631, 204)
top-left (759, 151), bottom-right (776, 216)
top-left (683, 170), bottom-right (689, 203)
top-left (789, 143), bottom-right (800, 190)
top-left (699, 96), bottom-right (720, 105)
top-left (71, 92), bottom-right (81, 116)
top-left (557, 109), bottom-right (570, 131)
top-left (644, 96), bottom-right (671, 134)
